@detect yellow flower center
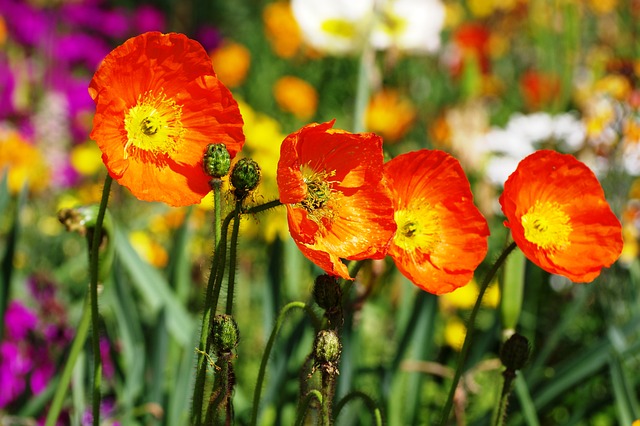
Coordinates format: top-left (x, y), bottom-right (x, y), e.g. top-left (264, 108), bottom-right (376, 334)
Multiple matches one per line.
top-left (393, 202), bottom-right (440, 252)
top-left (123, 91), bottom-right (185, 159)
top-left (521, 200), bottom-right (572, 251)
top-left (320, 19), bottom-right (357, 38)
top-left (297, 164), bottom-right (338, 222)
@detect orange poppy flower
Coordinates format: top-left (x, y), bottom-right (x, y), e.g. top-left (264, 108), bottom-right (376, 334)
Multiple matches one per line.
top-left (384, 150), bottom-right (489, 295)
top-left (89, 32), bottom-right (244, 206)
top-left (277, 121), bottom-right (396, 279)
top-left (500, 150), bottom-right (623, 282)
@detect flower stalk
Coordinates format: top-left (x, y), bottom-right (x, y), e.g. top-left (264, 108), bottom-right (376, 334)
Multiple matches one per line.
top-left (89, 174), bottom-right (113, 426)
top-left (438, 241), bottom-right (517, 425)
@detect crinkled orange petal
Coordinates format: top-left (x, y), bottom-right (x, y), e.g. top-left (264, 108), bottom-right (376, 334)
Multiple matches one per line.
top-left (500, 150), bottom-right (623, 282)
top-left (89, 32), bottom-right (244, 207)
top-left (277, 121), bottom-right (396, 278)
top-left (385, 150), bottom-right (489, 295)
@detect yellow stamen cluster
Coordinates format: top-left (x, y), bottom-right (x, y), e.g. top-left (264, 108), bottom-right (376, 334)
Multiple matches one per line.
top-left (393, 202), bottom-right (440, 252)
top-left (297, 164), bottom-right (338, 222)
top-left (123, 90), bottom-right (185, 159)
top-left (521, 200), bottom-right (572, 251)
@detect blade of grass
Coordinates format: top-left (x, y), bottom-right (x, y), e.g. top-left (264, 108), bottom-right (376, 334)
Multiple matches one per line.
top-left (114, 226), bottom-right (194, 345)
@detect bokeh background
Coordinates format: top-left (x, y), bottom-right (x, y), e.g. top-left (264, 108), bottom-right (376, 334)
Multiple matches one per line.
top-left (0, 0), bottom-right (639, 425)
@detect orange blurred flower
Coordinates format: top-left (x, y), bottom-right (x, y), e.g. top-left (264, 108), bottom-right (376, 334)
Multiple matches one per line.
top-left (210, 41), bottom-right (251, 88)
top-left (0, 128), bottom-right (50, 194)
top-left (273, 76), bottom-right (318, 120)
top-left (384, 150), bottom-right (489, 294)
top-left (365, 89), bottom-right (417, 143)
top-left (500, 150), bottom-right (623, 282)
top-left (263, 2), bottom-right (303, 58)
top-left (520, 70), bottom-right (560, 110)
top-left (452, 23), bottom-right (491, 76)
top-left (277, 121), bottom-right (396, 279)
top-left (89, 32), bottom-right (244, 207)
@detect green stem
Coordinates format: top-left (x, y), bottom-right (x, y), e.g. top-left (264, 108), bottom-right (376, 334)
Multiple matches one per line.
top-left (250, 301), bottom-right (320, 426)
top-left (335, 391), bottom-right (383, 426)
top-left (45, 293), bottom-right (92, 426)
top-left (193, 179), bottom-right (225, 425)
top-left (294, 390), bottom-right (323, 426)
top-left (493, 373), bottom-right (515, 426)
top-left (243, 199), bottom-right (282, 215)
top-left (438, 241), bottom-right (517, 425)
top-left (320, 372), bottom-right (335, 426)
top-left (353, 44), bottom-right (374, 133)
top-left (226, 201), bottom-right (242, 315)
top-left (89, 174), bottom-right (112, 426)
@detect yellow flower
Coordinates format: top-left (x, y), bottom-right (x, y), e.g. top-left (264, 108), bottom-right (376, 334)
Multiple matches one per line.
top-left (263, 2), bottom-right (303, 58)
top-left (365, 89), bottom-right (416, 143)
top-left (440, 279), bottom-right (500, 312)
top-left (593, 74), bottom-right (631, 100)
top-left (273, 76), bottom-right (318, 120)
top-left (444, 317), bottom-right (466, 351)
top-left (70, 142), bottom-right (103, 176)
top-left (588, 0), bottom-right (617, 14)
top-left (129, 230), bottom-right (169, 268)
top-left (210, 41), bottom-right (251, 88)
top-left (0, 129), bottom-right (49, 194)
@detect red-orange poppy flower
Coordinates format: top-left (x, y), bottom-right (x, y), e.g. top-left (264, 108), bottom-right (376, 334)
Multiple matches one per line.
top-left (500, 150), bottom-right (623, 282)
top-left (89, 32), bottom-right (244, 206)
top-left (277, 121), bottom-right (396, 279)
top-left (384, 150), bottom-right (489, 295)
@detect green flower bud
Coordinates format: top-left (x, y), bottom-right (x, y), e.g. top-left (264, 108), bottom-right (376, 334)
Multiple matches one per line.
top-left (314, 329), bottom-right (342, 366)
top-left (500, 333), bottom-right (530, 372)
top-left (313, 275), bottom-right (342, 312)
top-left (230, 158), bottom-right (261, 199)
top-left (203, 143), bottom-right (231, 178)
top-left (211, 315), bottom-right (239, 355)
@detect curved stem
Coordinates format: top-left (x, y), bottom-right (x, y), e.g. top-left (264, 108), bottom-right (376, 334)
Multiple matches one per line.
top-left (243, 199), bottom-right (282, 215)
top-left (438, 241), bottom-right (517, 425)
top-left (294, 390), bottom-right (323, 426)
top-left (335, 391), bottom-right (383, 426)
top-left (250, 301), bottom-right (320, 426)
top-left (45, 293), bottom-right (92, 426)
top-left (226, 201), bottom-right (242, 315)
top-left (89, 174), bottom-right (112, 426)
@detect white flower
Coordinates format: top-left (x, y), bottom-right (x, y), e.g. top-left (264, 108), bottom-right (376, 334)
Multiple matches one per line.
top-left (370, 0), bottom-right (445, 53)
top-left (291, 0), bottom-right (445, 55)
top-left (291, 0), bottom-right (375, 55)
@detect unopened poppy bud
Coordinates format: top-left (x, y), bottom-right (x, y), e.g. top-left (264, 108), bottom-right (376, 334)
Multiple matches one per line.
top-left (313, 274), bottom-right (342, 311)
top-left (314, 329), bottom-right (342, 365)
top-left (203, 143), bottom-right (231, 178)
top-left (211, 314), bottom-right (239, 354)
top-left (500, 333), bottom-right (530, 372)
top-left (231, 157), bottom-right (261, 199)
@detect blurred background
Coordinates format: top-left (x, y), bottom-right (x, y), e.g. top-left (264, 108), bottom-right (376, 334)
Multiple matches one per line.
top-left (0, 0), bottom-right (639, 425)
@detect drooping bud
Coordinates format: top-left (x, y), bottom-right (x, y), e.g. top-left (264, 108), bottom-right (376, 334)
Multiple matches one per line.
top-left (230, 158), bottom-right (261, 200)
top-left (500, 333), bottom-right (530, 372)
top-left (203, 143), bottom-right (231, 178)
top-left (313, 275), bottom-right (342, 312)
top-left (313, 329), bottom-right (342, 370)
top-left (211, 314), bottom-right (240, 355)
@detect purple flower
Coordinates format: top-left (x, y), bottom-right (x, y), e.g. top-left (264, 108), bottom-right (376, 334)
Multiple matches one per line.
top-left (4, 301), bottom-right (37, 340)
top-left (0, 341), bottom-right (32, 408)
top-left (98, 8), bottom-right (130, 38)
top-left (1, 1), bottom-right (53, 47)
top-left (53, 33), bottom-right (110, 70)
top-left (133, 4), bottom-right (166, 33)
top-left (30, 359), bottom-right (55, 394)
top-left (195, 25), bottom-right (223, 51)
top-left (0, 56), bottom-right (15, 118)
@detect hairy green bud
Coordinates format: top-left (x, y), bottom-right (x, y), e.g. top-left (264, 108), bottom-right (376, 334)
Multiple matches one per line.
top-left (211, 314), bottom-right (239, 355)
top-left (230, 157), bottom-right (261, 199)
top-left (203, 143), bottom-right (231, 178)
